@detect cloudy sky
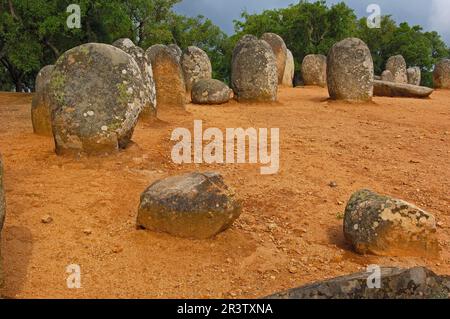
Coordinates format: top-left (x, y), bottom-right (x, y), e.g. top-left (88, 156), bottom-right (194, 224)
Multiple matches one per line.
top-left (174, 0), bottom-right (450, 45)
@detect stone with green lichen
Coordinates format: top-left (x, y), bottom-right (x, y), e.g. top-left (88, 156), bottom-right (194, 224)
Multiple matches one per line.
top-left (343, 189), bottom-right (439, 257)
top-left (231, 37), bottom-right (278, 102)
top-left (48, 43), bottom-right (149, 156)
top-left (113, 38), bottom-right (157, 118)
top-left (191, 79), bottom-right (232, 105)
top-left (267, 267), bottom-right (450, 299)
top-left (137, 172), bottom-right (242, 239)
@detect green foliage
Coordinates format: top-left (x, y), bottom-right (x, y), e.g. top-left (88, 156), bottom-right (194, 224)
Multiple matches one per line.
top-left (0, 0), bottom-right (449, 91)
top-left (234, 1), bottom-right (449, 87)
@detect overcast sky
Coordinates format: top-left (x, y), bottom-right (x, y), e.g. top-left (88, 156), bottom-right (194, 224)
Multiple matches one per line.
top-left (174, 0), bottom-right (450, 45)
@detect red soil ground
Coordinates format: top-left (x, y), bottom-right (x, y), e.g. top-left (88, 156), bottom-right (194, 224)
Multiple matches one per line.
top-left (0, 87), bottom-right (449, 299)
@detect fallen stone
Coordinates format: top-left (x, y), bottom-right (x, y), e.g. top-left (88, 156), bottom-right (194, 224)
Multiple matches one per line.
top-left (137, 172), bottom-right (242, 239)
top-left (327, 38), bottom-right (374, 101)
top-left (113, 38), bottom-right (157, 118)
top-left (146, 44), bottom-right (186, 110)
top-left (373, 80), bottom-right (434, 98)
top-left (31, 65), bottom-right (55, 136)
top-left (191, 79), bottom-right (233, 105)
top-left (433, 59), bottom-right (450, 89)
top-left (282, 49), bottom-right (295, 87)
top-left (343, 189), bottom-right (439, 257)
top-left (48, 43), bottom-right (151, 155)
top-left (266, 267), bottom-right (450, 299)
top-left (302, 54), bottom-right (327, 87)
top-left (386, 55), bottom-right (408, 83)
top-left (231, 38), bottom-right (278, 102)
top-left (181, 46), bottom-right (212, 95)
top-left (260, 33), bottom-right (287, 84)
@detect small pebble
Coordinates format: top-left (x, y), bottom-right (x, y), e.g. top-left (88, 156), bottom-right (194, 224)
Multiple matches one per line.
top-left (41, 215), bottom-right (53, 224)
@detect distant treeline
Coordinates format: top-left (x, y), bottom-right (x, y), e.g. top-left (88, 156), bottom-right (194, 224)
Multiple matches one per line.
top-left (1, 0), bottom-right (449, 91)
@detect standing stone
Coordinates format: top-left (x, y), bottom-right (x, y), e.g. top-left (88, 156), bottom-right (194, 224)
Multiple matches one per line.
top-left (433, 59), bottom-right (450, 89)
top-left (113, 38), bottom-right (157, 118)
top-left (146, 44), bottom-right (186, 110)
top-left (48, 43), bottom-right (150, 155)
top-left (231, 38), bottom-right (278, 102)
top-left (0, 154), bottom-right (5, 287)
top-left (381, 70), bottom-right (395, 82)
top-left (343, 189), bottom-right (439, 257)
top-left (168, 44), bottom-right (182, 63)
top-left (327, 38), bottom-right (374, 101)
top-left (137, 172), bottom-right (242, 239)
top-left (407, 67), bottom-right (421, 86)
top-left (267, 267), bottom-right (450, 299)
top-left (181, 46), bottom-right (212, 95)
top-left (282, 49), bottom-right (295, 87)
top-left (260, 33), bottom-right (287, 84)
top-left (191, 79), bottom-right (233, 105)
top-left (31, 65), bottom-right (55, 136)
top-left (386, 55), bottom-right (408, 83)
top-left (301, 54), bottom-right (327, 87)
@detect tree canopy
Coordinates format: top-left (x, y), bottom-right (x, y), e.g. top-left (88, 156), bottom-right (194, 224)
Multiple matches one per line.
top-left (0, 0), bottom-right (448, 91)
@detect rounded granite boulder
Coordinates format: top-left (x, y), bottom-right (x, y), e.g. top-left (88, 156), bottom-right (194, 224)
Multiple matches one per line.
top-left (301, 54), bottom-right (327, 87)
top-left (113, 38), bottom-right (157, 118)
top-left (137, 172), bottom-right (242, 239)
top-left (48, 43), bottom-right (151, 155)
top-left (433, 59), bottom-right (450, 89)
top-left (260, 33), bottom-right (288, 84)
top-left (191, 79), bottom-right (233, 105)
top-left (327, 38), bottom-right (374, 101)
top-left (231, 38), bottom-right (278, 102)
top-left (181, 46), bottom-right (212, 94)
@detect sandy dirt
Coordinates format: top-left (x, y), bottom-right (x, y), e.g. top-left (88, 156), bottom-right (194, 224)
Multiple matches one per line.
top-left (0, 87), bottom-right (449, 299)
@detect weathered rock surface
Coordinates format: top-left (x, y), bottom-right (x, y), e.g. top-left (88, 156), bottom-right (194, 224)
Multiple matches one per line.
top-left (433, 59), bottom-right (450, 89)
top-left (113, 38), bottom-right (157, 117)
top-left (327, 38), bottom-right (374, 101)
top-left (231, 38), bottom-right (278, 102)
top-left (137, 172), bottom-right (242, 239)
top-left (381, 70), bottom-right (394, 82)
top-left (282, 49), bottom-right (295, 87)
top-left (191, 79), bottom-right (233, 105)
top-left (301, 54), bottom-right (327, 87)
top-left (31, 65), bottom-right (55, 136)
top-left (374, 80), bottom-right (434, 98)
top-left (168, 44), bottom-right (182, 62)
top-left (48, 43), bottom-right (150, 155)
top-left (343, 189), bottom-right (439, 257)
top-left (0, 154), bottom-right (5, 287)
top-left (266, 267), bottom-right (450, 299)
top-left (181, 46), bottom-right (212, 94)
top-left (146, 44), bottom-right (186, 110)
top-left (386, 55), bottom-right (408, 83)
top-left (407, 66), bottom-right (421, 86)
top-left (260, 33), bottom-right (287, 84)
